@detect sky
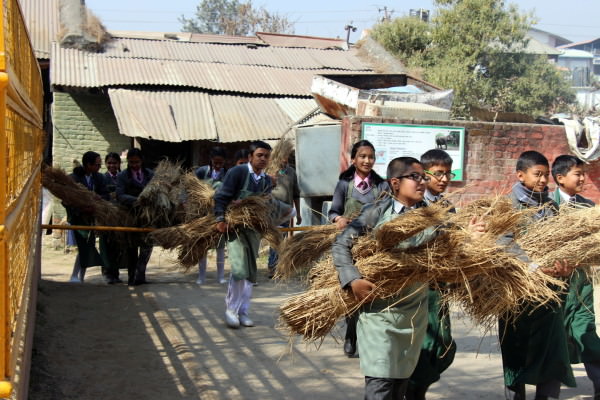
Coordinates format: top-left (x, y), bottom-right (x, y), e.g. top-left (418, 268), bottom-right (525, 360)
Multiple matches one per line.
top-left (84, 0), bottom-right (599, 44)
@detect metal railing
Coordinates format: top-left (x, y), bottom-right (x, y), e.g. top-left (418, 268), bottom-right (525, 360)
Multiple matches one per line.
top-left (0, 0), bottom-right (44, 397)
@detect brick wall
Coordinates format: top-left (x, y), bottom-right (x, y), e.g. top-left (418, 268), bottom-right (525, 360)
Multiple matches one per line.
top-left (343, 116), bottom-right (600, 204)
top-left (52, 91), bottom-right (131, 220)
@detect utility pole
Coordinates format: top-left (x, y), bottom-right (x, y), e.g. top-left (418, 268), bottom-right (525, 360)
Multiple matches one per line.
top-left (378, 6), bottom-right (394, 22)
top-left (344, 22), bottom-right (357, 46)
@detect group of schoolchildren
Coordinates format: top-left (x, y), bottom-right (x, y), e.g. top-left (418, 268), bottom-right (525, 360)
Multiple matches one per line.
top-left (65, 138), bottom-right (600, 400)
top-left (66, 149), bottom-right (155, 286)
top-left (328, 140), bottom-right (600, 400)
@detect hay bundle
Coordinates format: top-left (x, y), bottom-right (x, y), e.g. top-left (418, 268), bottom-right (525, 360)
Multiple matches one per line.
top-left (265, 138), bottom-right (295, 176)
top-left (135, 160), bottom-right (183, 227)
top-left (42, 165), bottom-right (131, 227)
top-left (275, 225), bottom-right (338, 280)
top-left (375, 201), bottom-right (453, 249)
top-left (517, 205), bottom-right (600, 268)
top-left (178, 173), bottom-right (215, 221)
top-left (278, 198), bottom-right (566, 342)
top-left (151, 195), bottom-right (282, 268)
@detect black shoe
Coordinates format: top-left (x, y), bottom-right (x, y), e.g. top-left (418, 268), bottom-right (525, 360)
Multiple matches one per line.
top-left (343, 338), bottom-right (356, 357)
top-left (133, 279), bottom-right (147, 286)
top-left (508, 385), bottom-right (526, 400)
top-left (405, 385), bottom-right (427, 400)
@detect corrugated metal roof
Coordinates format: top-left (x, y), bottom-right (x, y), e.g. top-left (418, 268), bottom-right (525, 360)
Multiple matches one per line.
top-left (52, 44), bottom-right (370, 95)
top-left (109, 30), bottom-right (265, 45)
top-left (108, 89), bottom-right (216, 141)
top-left (99, 38), bottom-right (370, 70)
top-left (256, 32), bottom-right (348, 50)
top-left (18, 0), bottom-right (59, 59)
top-left (107, 88), bottom-right (331, 143)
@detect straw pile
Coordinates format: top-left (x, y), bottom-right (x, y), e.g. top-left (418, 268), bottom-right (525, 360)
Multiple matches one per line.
top-left (265, 138), bottom-right (294, 176)
top-left (517, 205), bottom-right (600, 268)
top-left (274, 225), bottom-right (339, 280)
top-left (41, 165), bottom-right (131, 227)
top-left (278, 197), bottom-right (567, 342)
top-left (178, 173), bottom-right (215, 221)
top-left (151, 195), bottom-right (282, 268)
top-left (135, 160), bottom-right (183, 227)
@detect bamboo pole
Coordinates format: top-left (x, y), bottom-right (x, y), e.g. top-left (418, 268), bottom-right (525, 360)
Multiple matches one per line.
top-left (41, 224), bottom-right (323, 233)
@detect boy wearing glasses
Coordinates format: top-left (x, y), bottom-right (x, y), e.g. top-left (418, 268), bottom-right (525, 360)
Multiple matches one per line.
top-left (500, 150), bottom-right (575, 400)
top-left (551, 155), bottom-right (600, 399)
top-left (332, 157), bottom-right (485, 400)
top-left (406, 149), bottom-right (457, 400)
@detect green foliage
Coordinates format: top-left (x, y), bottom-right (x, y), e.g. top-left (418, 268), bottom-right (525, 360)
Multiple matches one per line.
top-left (371, 17), bottom-right (430, 60)
top-left (180, 0), bottom-right (294, 36)
top-left (372, 0), bottom-right (576, 117)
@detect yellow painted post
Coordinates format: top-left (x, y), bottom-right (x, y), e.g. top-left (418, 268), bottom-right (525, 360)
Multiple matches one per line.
top-left (0, 0), bottom-right (12, 395)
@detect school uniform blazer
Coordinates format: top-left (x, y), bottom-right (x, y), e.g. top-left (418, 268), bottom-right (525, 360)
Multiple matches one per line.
top-left (551, 188), bottom-right (595, 208)
top-left (328, 178), bottom-right (390, 222)
top-left (213, 164), bottom-right (272, 222)
top-left (332, 196), bottom-right (428, 288)
top-left (69, 168), bottom-right (110, 200)
top-left (116, 167), bottom-right (154, 207)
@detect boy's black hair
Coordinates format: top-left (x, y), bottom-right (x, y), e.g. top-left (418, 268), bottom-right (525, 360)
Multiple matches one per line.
top-left (551, 155), bottom-right (584, 182)
top-left (339, 140), bottom-right (385, 184)
top-left (516, 151), bottom-right (549, 172)
top-left (387, 157), bottom-right (421, 179)
top-left (420, 149), bottom-right (453, 169)
top-left (127, 148), bottom-right (143, 160)
top-left (209, 146), bottom-right (227, 159)
top-left (82, 151), bottom-right (100, 167)
top-left (249, 140), bottom-right (272, 154)
top-left (234, 149), bottom-right (250, 163)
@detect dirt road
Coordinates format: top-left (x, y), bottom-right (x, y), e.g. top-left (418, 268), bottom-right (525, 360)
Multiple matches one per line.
top-left (29, 242), bottom-right (595, 399)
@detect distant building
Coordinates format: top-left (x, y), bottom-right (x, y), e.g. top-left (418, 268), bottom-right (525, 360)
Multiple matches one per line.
top-left (559, 38), bottom-right (600, 78)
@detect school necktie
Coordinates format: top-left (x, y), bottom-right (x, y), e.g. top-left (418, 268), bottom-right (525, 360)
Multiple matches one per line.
top-left (136, 171), bottom-right (142, 183)
top-left (569, 196), bottom-right (577, 204)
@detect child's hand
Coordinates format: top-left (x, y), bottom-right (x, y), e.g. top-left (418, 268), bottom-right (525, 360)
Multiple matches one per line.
top-left (350, 279), bottom-right (376, 302)
top-left (467, 216), bottom-right (486, 241)
top-left (335, 216), bottom-right (350, 230)
top-left (215, 221), bottom-right (228, 233)
top-left (540, 259), bottom-right (574, 277)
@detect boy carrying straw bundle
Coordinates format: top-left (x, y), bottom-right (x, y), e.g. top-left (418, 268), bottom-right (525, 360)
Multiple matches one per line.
top-left (406, 149), bottom-right (457, 400)
top-left (214, 141), bottom-right (293, 329)
top-left (500, 151), bottom-right (575, 400)
top-left (551, 155), bottom-right (600, 399)
top-left (332, 157), bottom-right (485, 399)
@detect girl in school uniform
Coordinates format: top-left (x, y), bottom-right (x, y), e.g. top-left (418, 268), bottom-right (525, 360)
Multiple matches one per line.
top-left (116, 148), bottom-right (154, 286)
top-left (328, 139), bottom-right (389, 357)
top-left (100, 152), bottom-right (123, 284)
top-left (67, 151), bottom-right (109, 283)
top-left (195, 147), bottom-right (227, 285)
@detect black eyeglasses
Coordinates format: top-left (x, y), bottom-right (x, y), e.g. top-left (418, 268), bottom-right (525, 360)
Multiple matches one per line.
top-left (395, 173), bottom-right (430, 183)
top-left (425, 170), bottom-right (456, 180)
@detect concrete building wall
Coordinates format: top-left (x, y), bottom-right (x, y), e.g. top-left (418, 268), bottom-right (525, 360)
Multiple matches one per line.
top-left (343, 116), bottom-right (600, 204)
top-left (51, 91), bottom-right (131, 220)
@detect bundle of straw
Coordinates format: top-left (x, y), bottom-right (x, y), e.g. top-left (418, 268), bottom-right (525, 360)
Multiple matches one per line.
top-left (278, 198), bottom-right (565, 342)
top-left (42, 165), bottom-right (131, 227)
top-left (178, 173), bottom-right (215, 221)
top-left (135, 160), bottom-right (183, 227)
top-left (265, 138), bottom-right (294, 176)
top-left (151, 195), bottom-right (283, 268)
top-left (517, 205), bottom-right (600, 268)
top-left (274, 225), bottom-right (338, 280)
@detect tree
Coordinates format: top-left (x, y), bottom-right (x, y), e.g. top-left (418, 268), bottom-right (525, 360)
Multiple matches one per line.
top-left (180, 0), bottom-right (294, 36)
top-left (372, 0), bottom-right (575, 117)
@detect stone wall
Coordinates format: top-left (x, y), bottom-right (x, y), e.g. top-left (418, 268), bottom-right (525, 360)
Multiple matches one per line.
top-left (52, 91), bottom-right (131, 221)
top-left (343, 116), bottom-right (600, 204)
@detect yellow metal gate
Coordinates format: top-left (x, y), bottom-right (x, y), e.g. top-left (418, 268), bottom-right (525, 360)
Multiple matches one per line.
top-left (0, 0), bottom-right (44, 397)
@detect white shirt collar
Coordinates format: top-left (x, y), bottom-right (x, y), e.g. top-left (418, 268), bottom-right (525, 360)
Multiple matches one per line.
top-left (558, 188), bottom-right (575, 203)
top-left (424, 189), bottom-right (442, 204)
top-left (247, 162), bottom-right (265, 180)
top-left (392, 199), bottom-right (414, 214)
